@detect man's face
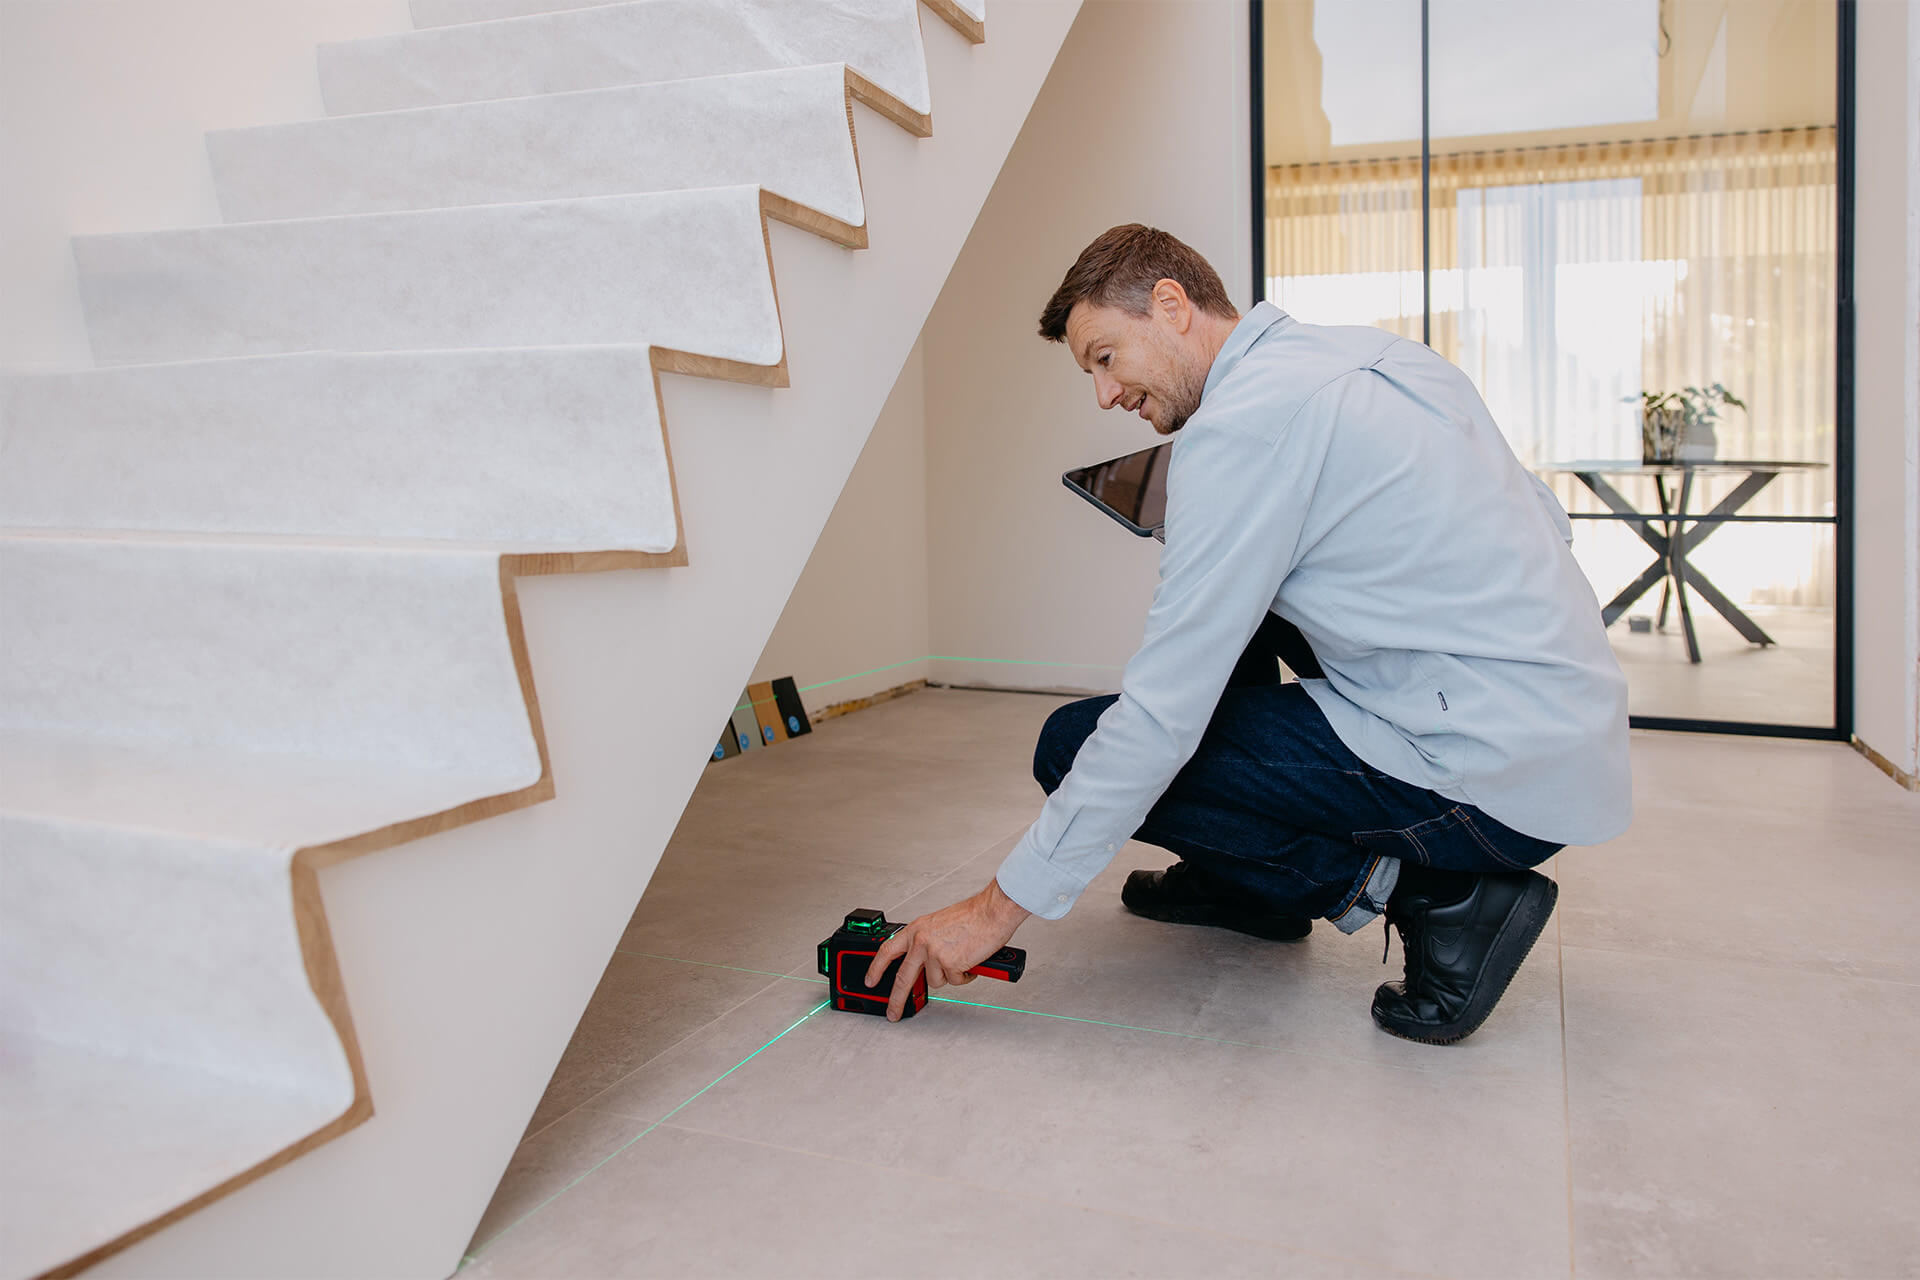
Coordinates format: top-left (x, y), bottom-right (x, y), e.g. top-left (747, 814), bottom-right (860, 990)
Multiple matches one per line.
top-left (1063, 295), bottom-right (1209, 435)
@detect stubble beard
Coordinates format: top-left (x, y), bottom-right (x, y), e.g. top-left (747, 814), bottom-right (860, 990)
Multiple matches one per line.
top-left (1150, 368), bottom-right (1205, 435)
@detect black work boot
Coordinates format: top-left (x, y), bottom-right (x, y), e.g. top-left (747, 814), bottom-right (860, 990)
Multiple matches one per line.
top-left (1372, 862), bottom-right (1557, 1044)
top-left (1121, 861), bottom-right (1312, 942)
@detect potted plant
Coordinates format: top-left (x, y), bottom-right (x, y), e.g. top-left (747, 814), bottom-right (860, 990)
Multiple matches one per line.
top-left (1631, 384), bottom-right (1747, 464)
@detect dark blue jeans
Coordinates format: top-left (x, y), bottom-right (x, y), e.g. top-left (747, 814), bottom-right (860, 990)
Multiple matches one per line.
top-left (1033, 626), bottom-right (1561, 932)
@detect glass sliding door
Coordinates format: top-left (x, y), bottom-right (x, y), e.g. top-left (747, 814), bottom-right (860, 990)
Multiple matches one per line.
top-left (1260, 0), bottom-right (1424, 336)
top-left (1256, 0), bottom-right (1847, 736)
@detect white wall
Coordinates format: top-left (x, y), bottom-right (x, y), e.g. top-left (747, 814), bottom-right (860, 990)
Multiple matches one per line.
top-left (1852, 0), bottom-right (1920, 782)
top-left (749, 340), bottom-right (932, 709)
top-left (0, 0), bottom-right (412, 370)
top-left (753, 0), bottom-right (1257, 705)
top-left (920, 0), bottom-right (1254, 692)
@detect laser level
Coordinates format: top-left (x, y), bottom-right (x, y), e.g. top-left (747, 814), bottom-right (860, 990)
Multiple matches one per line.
top-left (818, 908), bottom-right (1026, 1018)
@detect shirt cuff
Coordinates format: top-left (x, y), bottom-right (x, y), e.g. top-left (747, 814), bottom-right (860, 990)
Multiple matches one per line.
top-left (994, 832), bottom-right (1090, 920)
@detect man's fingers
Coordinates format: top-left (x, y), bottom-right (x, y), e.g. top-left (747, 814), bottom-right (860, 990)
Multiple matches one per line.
top-left (886, 946), bottom-right (926, 1021)
top-left (864, 930), bottom-right (909, 988)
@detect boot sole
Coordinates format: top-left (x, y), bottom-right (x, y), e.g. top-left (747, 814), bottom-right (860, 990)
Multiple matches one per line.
top-left (1372, 874), bottom-right (1559, 1045)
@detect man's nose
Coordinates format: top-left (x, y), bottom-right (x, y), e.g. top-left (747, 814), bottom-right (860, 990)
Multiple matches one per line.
top-left (1094, 373), bottom-right (1122, 410)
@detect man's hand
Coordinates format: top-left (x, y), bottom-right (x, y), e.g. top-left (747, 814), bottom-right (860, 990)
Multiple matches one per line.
top-left (864, 878), bottom-right (1031, 1021)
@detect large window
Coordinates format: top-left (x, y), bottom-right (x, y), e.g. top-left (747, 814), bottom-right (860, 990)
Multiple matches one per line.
top-left (1255, 0), bottom-right (1850, 735)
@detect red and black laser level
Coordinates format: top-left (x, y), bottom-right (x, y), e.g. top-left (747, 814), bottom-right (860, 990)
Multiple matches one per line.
top-left (818, 908), bottom-right (1026, 1018)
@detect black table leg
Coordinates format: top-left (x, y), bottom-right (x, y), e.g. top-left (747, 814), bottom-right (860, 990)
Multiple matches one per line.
top-left (1577, 472), bottom-right (1671, 626)
top-left (1669, 470), bottom-right (1701, 663)
top-left (1654, 473), bottom-right (1674, 630)
top-left (1602, 559), bottom-right (1670, 627)
top-left (1679, 563), bottom-right (1777, 646)
top-left (1573, 467), bottom-right (1785, 657)
top-left (1671, 472), bottom-right (1779, 646)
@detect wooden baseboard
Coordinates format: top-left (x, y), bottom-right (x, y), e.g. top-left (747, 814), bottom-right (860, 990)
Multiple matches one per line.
top-left (1852, 735), bottom-right (1920, 791)
top-left (811, 678), bottom-right (927, 724)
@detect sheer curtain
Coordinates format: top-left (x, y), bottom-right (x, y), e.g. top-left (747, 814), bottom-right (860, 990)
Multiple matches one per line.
top-left (1265, 125), bottom-right (1837, 606)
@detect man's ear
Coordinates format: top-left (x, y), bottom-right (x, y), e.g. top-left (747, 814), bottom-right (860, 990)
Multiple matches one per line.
top-left (1151, 278), bottom-right (1194, 333)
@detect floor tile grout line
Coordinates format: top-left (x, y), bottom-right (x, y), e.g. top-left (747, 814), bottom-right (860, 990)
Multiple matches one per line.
top-left (1558, 911), bottom-right (1577, 1279)
top-left (883, 813), bottom-right (1038, 919)
top-left (654, 1118), bottom-right (1451, 1280)
top-left (613, 949), bottom-right (820, 983)
top-left (514, 969), bottom-right (793, 1149)
top-left (462, 1000), bottom-right (832, 1267)
top-left (923, 991), bottom-right (1553, 1080)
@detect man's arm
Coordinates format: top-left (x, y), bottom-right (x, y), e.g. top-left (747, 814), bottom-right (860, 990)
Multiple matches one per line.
top-left (991, 396), bottom-right (1338, 919)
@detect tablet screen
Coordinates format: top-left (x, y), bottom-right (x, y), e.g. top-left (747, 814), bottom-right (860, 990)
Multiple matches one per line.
top-left (1062, 442), bottom-right (1172, 538)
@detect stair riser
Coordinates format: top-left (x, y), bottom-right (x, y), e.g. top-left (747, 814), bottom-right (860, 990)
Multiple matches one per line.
top-left (74, 188), bottom-right (782, 367)
top-left (210, 65), bottom-right (865, 228)
top-left (1, 541), bottom-right (540, 780)
top-left (318, 0), bottom-right (930, 121)
top-left (1, 350), bottom-right (677, 547)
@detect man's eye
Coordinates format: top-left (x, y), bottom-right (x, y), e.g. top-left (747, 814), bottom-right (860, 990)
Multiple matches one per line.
top-left (1098, 354), bottom-right (1110, 367)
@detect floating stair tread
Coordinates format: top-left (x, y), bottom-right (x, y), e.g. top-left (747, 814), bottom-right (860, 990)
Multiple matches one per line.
top-left (74, 186), bottom-right (784, 368)
top-left (1, 535), bottom-right (543, 783)
top-left (209, 65), bottom-right (866, 227)
top-left (319, 0), bottom-right (932, 121)
top-left (1, 348), bottom-right (678, 548)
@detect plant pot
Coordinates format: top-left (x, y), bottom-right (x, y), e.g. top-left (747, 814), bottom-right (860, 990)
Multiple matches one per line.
top-left (1679, 418), bottom-right (1717, 462)
top-left (1641, 406), bottom-right (1685, 464)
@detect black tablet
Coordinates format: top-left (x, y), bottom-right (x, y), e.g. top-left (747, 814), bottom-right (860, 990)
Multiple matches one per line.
top-left (1062, 442), bottom-right (1172, 540)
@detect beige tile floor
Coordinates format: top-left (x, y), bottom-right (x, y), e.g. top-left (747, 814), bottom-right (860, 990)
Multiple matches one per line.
top-left (1610, 605), bottom-right (1834, 727)
top-left (461, 688), bottom-right (1920, 1279)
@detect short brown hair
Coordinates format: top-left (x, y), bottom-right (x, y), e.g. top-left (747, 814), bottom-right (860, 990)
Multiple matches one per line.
top-left (1037, 224), bottom-right (1236, 343)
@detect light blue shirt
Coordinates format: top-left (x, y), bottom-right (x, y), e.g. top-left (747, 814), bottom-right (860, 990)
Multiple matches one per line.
top-left (996, 304), bottom-right (1632, 920)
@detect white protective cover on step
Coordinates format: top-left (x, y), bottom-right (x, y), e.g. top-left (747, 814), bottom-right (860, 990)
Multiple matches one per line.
top-left (319, 0), bottom-right (932, 118)
top-left (208, 64), bottom-right (866, 226)
top-left (73, 187), bottom-right (783, 368)
top-left (0, 537), bottom-right (539, 776)
top-left (1, 349), bottom-right (677, 548)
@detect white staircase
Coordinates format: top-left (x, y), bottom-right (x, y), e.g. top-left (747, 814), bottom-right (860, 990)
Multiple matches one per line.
top-left (0, 2), bottom-right (1079, 1275)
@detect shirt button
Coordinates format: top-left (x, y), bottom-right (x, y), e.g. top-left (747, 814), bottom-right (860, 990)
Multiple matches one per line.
top-left (1106, 843), bottom-right (1116, 852)
top-left (1056, 894), bottom-right (1069, 904)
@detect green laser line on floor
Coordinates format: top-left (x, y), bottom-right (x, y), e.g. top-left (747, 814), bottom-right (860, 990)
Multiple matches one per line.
top-left (626, 952), bottom-right (1314, 1055)
top-left (463, 999), bottom-right (831, 1265)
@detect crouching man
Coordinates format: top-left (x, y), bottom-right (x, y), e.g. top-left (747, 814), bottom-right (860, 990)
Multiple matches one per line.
top-left (868, 224), bottom-right (1631, 1043)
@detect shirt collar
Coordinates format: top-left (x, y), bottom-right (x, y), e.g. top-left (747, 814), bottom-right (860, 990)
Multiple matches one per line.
top-left (1202, 301), bottom-right (1292, 400)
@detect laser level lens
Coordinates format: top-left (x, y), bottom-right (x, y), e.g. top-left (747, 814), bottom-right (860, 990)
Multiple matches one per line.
top-left (843, 908), bottom-right (886, 934)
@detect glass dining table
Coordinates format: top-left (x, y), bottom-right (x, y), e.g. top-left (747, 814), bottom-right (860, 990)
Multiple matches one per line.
top-left (1541, 459), bottom-right (1830, 664)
